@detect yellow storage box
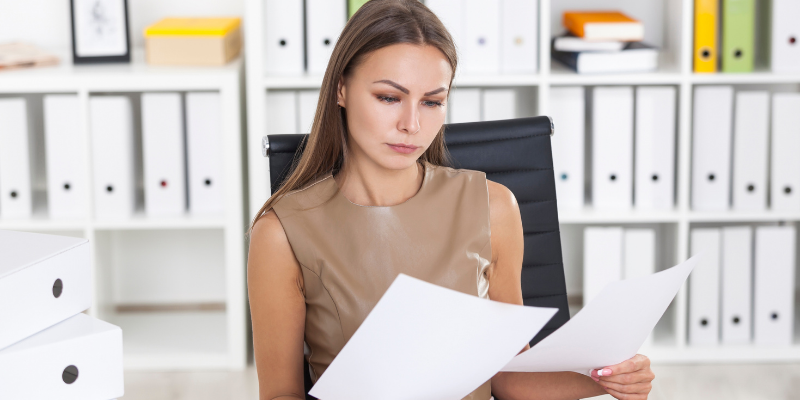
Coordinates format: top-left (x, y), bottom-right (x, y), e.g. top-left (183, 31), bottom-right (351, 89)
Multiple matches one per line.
top-left (144, 18), bottom-right (242, 66)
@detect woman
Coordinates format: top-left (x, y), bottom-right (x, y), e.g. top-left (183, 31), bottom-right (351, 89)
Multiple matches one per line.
top-left (247, 1), bottom-right (655, 399)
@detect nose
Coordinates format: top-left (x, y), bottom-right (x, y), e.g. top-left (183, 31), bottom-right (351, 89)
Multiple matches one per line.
top-left (398, 99), bottom-right (420, 134)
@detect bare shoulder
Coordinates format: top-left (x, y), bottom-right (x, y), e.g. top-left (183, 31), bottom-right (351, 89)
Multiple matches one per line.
top-left (247, 210), bottom-right (303, 288)
top-left (485, 179), bottom-right (523, 259)
top-left (486, 179), bottom-right (520, 226)
top-left (250, 210), bottom-right (288, 246)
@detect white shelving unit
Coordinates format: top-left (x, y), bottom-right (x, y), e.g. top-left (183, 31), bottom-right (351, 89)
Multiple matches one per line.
top-left (0, 49), bottom-right (248, 370)
top-left (244, 0), bottom-right (800, 364)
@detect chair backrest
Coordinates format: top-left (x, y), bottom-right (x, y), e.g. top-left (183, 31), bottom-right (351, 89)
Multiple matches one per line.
top-left (263, 116), bottom-right (570, 397)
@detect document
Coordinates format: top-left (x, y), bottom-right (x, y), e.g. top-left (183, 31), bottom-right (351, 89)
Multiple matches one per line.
top-left (309, 274), bottom-right (558, 400)
top-left (502, 255), bottom-right (698, 375)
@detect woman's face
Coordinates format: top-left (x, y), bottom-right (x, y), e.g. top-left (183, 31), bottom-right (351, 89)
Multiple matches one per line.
top-left (338, 43), bottom-right (452, 171)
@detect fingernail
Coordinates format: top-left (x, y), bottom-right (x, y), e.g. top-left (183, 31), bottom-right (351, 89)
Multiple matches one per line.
top-left (600, 368), bottom-right (612, 376)
top-left (591, 376), bottom-right (599, 382)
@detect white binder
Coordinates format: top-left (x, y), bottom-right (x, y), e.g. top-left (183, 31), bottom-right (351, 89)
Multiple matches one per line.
top-left (549, 87), bottom-right (584, 210)
top-left (425, 0), bottom-right (464, 61)
top-left (89, 96), bottom-right (136, 219)
top-left (754, 226), bottom-right (795, 346)
top-left (298, 90), bottom-right (321, 133)
top-left (43, 95), bottom-right (88, 219)
top-left (732, 92), bottom-right (769, 211)
top-left (268, 91), bottom-right (299, 134)
top-left (0, 313), bottom-right (123, 400)
top-left (500, 0), bottom-right (538, 74)
top-left (634, 86), bottom-right (676, 210)
top-left (0, 98), bottom-right (32, 219)
top-left (462, 0), bottom-right (500, 74)
top-left (264, 0), bottom-right (304, 75)
top-left (721, 226), bottom-right (752, 345)
top-left (623, 228), bottom-right (656, 347)
top-left (771, 0), bottom-right (800, 73)
top-left (141, 93), bottom-right (186, 217)
top-left (583, 227), bottom-right (623, 305)
top-left (689, 228), bottom-right (721, 346)
top-left (186, 92), bottom-right (224, 215)
top-left (592, 86), bottom-right (634, 210)
top-left (306, 0), bottom-right (346, 74)
top-left (0, 230), bottom-right (90, 350)
top-left (448, 88), bottom-right (481, 123)
top-left (770, 93), bottom-right (800, 212)
top-left (623, 229), bottom-right (656, 280)
top-left (482, 88), bottom-right (516, 121)
top-left (692, 86), bottom-right (733, 211)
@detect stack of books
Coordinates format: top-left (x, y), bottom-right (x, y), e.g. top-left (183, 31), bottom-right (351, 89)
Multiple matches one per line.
top-left (551, 11), bottom-right (658, 74)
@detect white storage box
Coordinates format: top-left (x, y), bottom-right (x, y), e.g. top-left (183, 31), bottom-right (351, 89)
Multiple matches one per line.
top-left (0, 313), bottom-right (123, 399)
top-left (0, 230), bottom-right (91, 350)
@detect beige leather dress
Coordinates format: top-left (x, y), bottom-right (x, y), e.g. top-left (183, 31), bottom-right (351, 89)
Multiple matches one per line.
top-left (272, 160), bottom-right (493, 400)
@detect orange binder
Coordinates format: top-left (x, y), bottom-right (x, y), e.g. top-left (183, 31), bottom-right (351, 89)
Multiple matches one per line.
top-left (694, 0), bottom-right (718, 72)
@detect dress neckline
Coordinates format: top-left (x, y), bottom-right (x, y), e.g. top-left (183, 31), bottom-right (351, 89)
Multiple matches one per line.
top-left (332, 161), bottom-right (430, 208)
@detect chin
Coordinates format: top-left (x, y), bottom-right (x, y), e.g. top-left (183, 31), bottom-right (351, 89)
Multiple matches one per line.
top-left (372, 153), bottom-right (422, 172)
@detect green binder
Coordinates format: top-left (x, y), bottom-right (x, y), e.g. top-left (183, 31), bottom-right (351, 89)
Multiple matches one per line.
top-left (722, 0), bottom-right (755, 72)
top-left (348, 0), bottom-right (370, 18)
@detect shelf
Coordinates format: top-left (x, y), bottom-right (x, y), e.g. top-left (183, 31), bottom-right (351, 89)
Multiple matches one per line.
top-left (688, 211), bottom-right (800, 223)
top-left (0, 214), bottom-right (226, 231)
top-left (92, 213), bottom-right (227, 230)
top-left (690, 69), bottom-right (800, 85)
top-left (0, 48), bottom-right (241, 93)
top-left (549, 60), bottom-right (683, 85)
top-left (558, 208), bottom-right (681, 224)
top-left (648, 345), bottom-right (800, 364)
top-left (107, 311), bottom-right (230, 370)
top-left (0, 217), bottom-right (87, 232)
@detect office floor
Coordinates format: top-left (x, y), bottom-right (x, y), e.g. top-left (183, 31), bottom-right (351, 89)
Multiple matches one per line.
top-left (121, 363), bottom-right (800, 399)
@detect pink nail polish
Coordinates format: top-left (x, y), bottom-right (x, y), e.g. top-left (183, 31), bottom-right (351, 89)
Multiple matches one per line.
top-left (601, 368), bottom-right (612, 376)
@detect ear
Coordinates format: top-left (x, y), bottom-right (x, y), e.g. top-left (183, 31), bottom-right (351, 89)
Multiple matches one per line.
top-left (337, 77), bottom-right (346, 107)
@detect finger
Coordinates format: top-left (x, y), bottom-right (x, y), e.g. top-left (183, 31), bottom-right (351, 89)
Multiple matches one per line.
top-left (597, 379), bottom-right (652, 395)
top-left (603, 386), bottom-right (648, 400)
top-left (602, 354), bottom-right (651, 376)
top-left (599, 369), bottom-right (655, 385)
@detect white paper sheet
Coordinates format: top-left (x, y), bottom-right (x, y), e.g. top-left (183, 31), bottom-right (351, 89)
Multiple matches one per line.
top-left (502, 255), bottom-right (699, 375)
top-left (309, 273), bottom-right (558, 400)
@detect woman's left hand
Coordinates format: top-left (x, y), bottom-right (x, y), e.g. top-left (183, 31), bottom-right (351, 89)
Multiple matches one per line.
top-left (590, 354), bottom-right (655, 400)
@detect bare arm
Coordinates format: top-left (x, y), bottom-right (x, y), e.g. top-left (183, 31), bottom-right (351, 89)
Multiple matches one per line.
top-left (484, 180), bottom-right (607, 400)
top-left (247, 210), bottom-right (307, 400)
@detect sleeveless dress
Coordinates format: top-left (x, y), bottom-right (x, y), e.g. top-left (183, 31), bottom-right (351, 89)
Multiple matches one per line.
top-left (272, 159), bottom-right (494, 400)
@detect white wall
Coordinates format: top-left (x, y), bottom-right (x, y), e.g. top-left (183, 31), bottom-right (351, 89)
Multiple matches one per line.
top-left (0, 0), bottom-right (243, 49)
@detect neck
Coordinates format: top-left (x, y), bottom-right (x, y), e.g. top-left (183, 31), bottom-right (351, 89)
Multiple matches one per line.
top-left (335, 156), bottom-right (424, 207)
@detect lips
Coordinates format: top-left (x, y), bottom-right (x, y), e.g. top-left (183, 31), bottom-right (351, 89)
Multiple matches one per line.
top-left (387, 143), bottom-right (418, 154)
top-left (388, 143), bottom-right (418, 149)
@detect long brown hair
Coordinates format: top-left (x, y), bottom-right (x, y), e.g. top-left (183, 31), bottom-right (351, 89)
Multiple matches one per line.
top-left (248, 0), bottom-right (458, 235)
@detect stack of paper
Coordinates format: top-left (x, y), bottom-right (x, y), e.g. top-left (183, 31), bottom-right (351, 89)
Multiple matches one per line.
top-left (0, 230), bottom-right (123, 399)
top-left (309, 256), bottom-right (698, 399)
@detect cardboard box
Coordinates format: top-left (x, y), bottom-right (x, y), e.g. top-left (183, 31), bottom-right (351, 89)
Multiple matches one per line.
top-left (144, 18), bottom-right (242, 66)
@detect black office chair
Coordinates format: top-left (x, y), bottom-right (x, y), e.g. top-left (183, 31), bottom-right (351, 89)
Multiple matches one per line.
top-left (262, 115), bottom-right (570, 399)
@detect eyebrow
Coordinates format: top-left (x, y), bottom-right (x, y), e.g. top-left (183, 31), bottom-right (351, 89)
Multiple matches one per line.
top-left (373, 79), bottom-right (447, 96)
